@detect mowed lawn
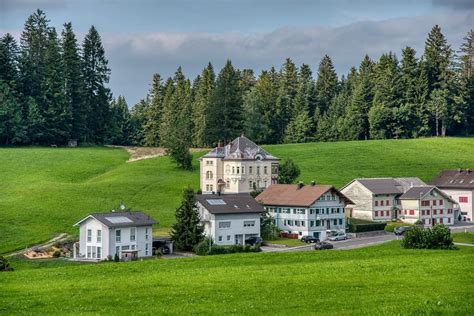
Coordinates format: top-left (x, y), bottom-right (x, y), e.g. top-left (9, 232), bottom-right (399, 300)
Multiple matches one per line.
top-left (1, 137), bottom-right (474, 254)
top-left (1, 242), bottom-right (474, 315)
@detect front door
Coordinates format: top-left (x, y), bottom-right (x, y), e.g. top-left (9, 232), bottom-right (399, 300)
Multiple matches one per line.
top-left (235, 234), bottom-right (243, 245)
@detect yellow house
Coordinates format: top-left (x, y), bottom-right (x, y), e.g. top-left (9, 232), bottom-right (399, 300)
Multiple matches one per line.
top-left (199, 136), bottom-right (279, 194)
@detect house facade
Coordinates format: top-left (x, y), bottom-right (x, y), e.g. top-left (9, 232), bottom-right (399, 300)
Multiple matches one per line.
top-left (341, 177), bottom-right (458, 226)
top-left (73, 211), bottom-right (156, 261)
top-left (256, 183), bottom-right (353, 241)
top-left (398, 186), bottom-right (457, 226)
top-left (430, 169), bottom-right (474, 222)
top-left (196, 194), bottom-right (263, 245)
top-left (199, 136), bottom-right (279, 194)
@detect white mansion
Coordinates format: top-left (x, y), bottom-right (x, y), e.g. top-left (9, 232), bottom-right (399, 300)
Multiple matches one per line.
top-left (199, 135), bottom-right (279, 194)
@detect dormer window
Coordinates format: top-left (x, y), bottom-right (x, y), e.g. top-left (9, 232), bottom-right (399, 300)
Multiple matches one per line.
top-left (255, 154), bottom-right (263, 161)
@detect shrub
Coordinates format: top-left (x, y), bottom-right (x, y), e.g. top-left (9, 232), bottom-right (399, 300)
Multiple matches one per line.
top-left (402, 224), bottom-right (456, 250)
top-left (114, 253), bottom-right (120, 262)
top-left (52, 250), bottom-right (61, 258)
top-left (203, 244), bottom-right (261, 256)
top-left (0, 256), bottom-right (13, 272)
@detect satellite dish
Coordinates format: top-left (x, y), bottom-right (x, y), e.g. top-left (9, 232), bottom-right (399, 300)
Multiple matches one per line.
top-left (120, 202), bottom-right (126, 210)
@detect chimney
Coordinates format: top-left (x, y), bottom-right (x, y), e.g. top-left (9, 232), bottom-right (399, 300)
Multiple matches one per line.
top-left (467, 169), bottom-right (471, 174)
top-left (298, 182), bottom-right (304, 189)
top-left (311, 180), bottom-right (316, 186)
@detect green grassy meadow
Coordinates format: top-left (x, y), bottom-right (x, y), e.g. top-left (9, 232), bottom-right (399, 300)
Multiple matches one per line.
top-left (1, 242), bottom-right (473, 315)
top-left (1, 137), bottom-right (474, 254)
top-left (453, 232), bottom-right (474, 244)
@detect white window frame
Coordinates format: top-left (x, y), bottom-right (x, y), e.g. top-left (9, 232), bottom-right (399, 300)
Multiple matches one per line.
top-left (116, 229), bottom-right (121, 243)
top-left (130, 228), bottom-right (136, 242)
top-left (87, 229), bottom-right (92, 242)
top-left (97, 229), bottom-right (102, 242)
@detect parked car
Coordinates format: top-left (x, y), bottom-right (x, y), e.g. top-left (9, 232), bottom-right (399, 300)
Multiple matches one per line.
top-left (314, 242), bottom-right (334, 250)
top-left (394, 226), bottom-right (414, 236)
top-left (301, 236), bottom-right (320, 243)
top-left (245, 236), bottom-right (263, 245)
top-left (328, 232), bottom-right (347, 241)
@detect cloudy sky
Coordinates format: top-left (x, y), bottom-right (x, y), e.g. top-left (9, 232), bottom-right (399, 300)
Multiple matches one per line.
top-left (1, 0), bottom-right (473, 106)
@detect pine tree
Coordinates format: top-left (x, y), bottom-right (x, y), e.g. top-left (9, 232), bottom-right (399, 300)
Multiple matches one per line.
top-left (428, 89), bottom-right (448, 136)
top-left (82, 25), bottom-right (111, 143)
top-left (207, 60), bottom-right (243, 144)
top-left (0, 34), bottom-right (19, 90)
top-left (61, 22), bottom-right (86, 142)
top-left (278, 159), bottom-right (301, 184)
top-left (315, 55), bottom-right (338, 114)
top-left (170, 188), bottom-right (204, 251)
top-left (457, 30), bottom-right (474, 135)
top-left (192, 63), bottom-right (215, 147)
top-left (130, 97), bottom-right (149, 145)
top-left (274, 58), bottom-right (298, 143)
top-left (424, 25), bottom-right (453, 92)
top-left (143, 73), bottom-right (164, 146)
top-left (26, 97), bottom-right (46, 143)
top-left (283, 111), bottom-right (313, 143)
top-left (255, 68), bottom-right (279, 143)
top-left (107, 96), bottom-right (132, 145)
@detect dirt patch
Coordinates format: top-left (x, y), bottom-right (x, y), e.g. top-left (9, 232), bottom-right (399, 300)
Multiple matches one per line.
top-left (107, 145), bottom-right (210, 162)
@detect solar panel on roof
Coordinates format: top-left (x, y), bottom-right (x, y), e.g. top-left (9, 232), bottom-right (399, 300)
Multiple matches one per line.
top-left (207, 199), bottom-right (226, 205)
top-left (105, 216), bottom-right (133, 224)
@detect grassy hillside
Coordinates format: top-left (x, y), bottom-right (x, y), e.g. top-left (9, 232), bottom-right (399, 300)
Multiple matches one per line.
top-left (2, 242), bottom-right (473, 314)
top-left (1, 137), bottom-right (474, 254)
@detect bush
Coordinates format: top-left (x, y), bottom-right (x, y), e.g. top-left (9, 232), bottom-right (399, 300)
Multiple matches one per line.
top-left (402, 224), bottom-right (456, 250)
top-left (52, 250), bottom-right (61, 258)
top-left (194, 238), bottom-right (213, 256)
top-left (114, 253), bottom-right (120, 262)
top-left (200, 244), bottom-right (261, 256)
top-left (348, 222), bottom-right (386, 233)
top-left (384, 222), bottom-right (413, 232)
top-left (0, 256), bottom-right (13, 272)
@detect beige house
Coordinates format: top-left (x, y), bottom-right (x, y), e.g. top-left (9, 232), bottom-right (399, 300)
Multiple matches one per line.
top-left (199, 136), bottom-right (279, 194)
top-left (398, 186), bottom-right (457, 226)
top-left (430, 169), bottom-right (474, 222)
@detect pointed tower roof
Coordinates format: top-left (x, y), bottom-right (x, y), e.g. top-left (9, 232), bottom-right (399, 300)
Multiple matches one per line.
top-left (201, 136), bottom-right (279, 161)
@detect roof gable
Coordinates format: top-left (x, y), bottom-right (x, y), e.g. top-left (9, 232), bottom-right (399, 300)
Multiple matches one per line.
top-left (430, 169), bottom-right (474, 189)
top-left (196, 193), bottom-right (264, 214)
top-left (201, 136), bottom-right (278, 161)
top-left (74, 211), bottom-right (157, 227)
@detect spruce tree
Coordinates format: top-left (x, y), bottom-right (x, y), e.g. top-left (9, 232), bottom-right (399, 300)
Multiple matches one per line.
top-left (243, 87), bottom-right (266, 143)
top-left (130, 97), bottom-right (149, 145)
top-left (61, 22), bottom-right (86, 142)
top-left (207, 60), bottom-right (243, 144)
top-left (0, 34), bottom-right (19, 90)
top-left (82, 25), bottom-right (111, 143)
top-left (192, 63), bottom-right (215, 147)
top-left (283, 110), bottom-right (313, 143)
top-left (274, 58), bottom-right (298, 143)
top-left (255, 68), bottom-right (279, 143)
top-left (170, 188), bottom-right (204, 251)
top-left (0, 82), bottom-right (27, 144)
top-left (424, 25), bottom-right (453, 92)
top-left (315, 55), bottom-right (338, 114)
top-left (143, 73), bottom-right (164, 146)
top-left (457, 30), bottom-right (474, 135)
top-left (278, 159), bottom-right (301, 184)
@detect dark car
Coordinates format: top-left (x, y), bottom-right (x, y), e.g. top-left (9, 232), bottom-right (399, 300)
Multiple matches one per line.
top-left (301, 236), bottom-right (320, 243)
top-left (245, 236), bottom-right (263, 245)
top-left (394, 226), bottom-right (414, 236)
top-left (314, 242), bottom-right (334, 250)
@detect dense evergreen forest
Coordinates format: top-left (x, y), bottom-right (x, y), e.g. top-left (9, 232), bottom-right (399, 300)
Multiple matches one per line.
top-left (0, 10), bottom-right (473, 147)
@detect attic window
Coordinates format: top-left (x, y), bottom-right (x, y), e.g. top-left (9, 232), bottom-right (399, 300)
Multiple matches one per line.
top-left (234, 205), bottom-right (239, 209)
top-left (105, 216), bottom-right (133, 224)
top-left (459, 179), bottom-right (464, 184)
top-left (449, 180), bottom-right (454, 183)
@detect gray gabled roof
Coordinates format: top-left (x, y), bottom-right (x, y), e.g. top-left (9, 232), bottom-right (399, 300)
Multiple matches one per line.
top-left (200, 136), bottom-right (278, 161)
top-left (74, 211), bottom-right (157, 228)
top-left (350, 177), bottom-right (427, 195)
top-left (430, 169), bottom-right (474, 189)
top-left (196, 193), bottom-right (265, 214)
top-left (399, 186), bottom-right (458, 204)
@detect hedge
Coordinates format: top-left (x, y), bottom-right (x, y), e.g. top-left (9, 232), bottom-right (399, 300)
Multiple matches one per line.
top-left (347, 222), bottom-right (387, 233)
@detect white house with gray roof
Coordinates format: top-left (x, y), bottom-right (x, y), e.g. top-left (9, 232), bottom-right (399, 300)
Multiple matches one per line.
top-left (341, 177), bottom-right (458, 226)
top-left (73, 211), bottom-right (157, 261)
top-left (199, 135), bottom-right (279, 194)
top-left (195, 193), bottom-right (263, 245)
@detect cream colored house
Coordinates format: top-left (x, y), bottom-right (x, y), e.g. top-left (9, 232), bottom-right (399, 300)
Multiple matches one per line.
top-left (199, 136), bottom-right (279, 194)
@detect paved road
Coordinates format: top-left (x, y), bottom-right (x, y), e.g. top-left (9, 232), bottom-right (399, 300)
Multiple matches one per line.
top-left (261, 224), bottom-right (474, 253)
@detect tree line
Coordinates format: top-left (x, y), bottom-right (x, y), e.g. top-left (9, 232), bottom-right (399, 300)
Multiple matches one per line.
top-left (0, 10), bottom-right (115, 145)
top-left (1, 11), bottom-right (473, 147)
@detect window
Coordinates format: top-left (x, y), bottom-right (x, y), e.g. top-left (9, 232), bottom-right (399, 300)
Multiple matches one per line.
top-left (97, 230), bottom-right (102, 242)
top-left (130, 228), bottom-right (136, 241)
top-left (459, 196), bottom-right (468, 203)
top-left (421, 201), bottom-right (429, 206)
top-left (242, 166), bottom-right (245, 174)
top-left (310, 221), bottom-right (315, 227)
top-left (386, 200), bottom-right (390, 206)
top-left (422, 210), bottom-right (425, 216)
top-left (87, 229), bottom-right (92, 242)
top-left (440, 218), bottom-right (444, 224)
top-left (426, 210), bottom-right (430, 215)
top-left (249, 166), bottom-right (253, 174)
top-left (375, 201), bottom-right (378, 206)
top-left (232, 166), bottom-right (235, 174)
top-left (448, 218), bottom-right (451, 223)
top-left (316, 220), bottom-right (321, 226)
top-left (237, 167), bottom-right (240, 174)
top-left (433, 200), bottom-right (437, 206)
top-left (219, 221), bottom-right (231, 229)
top-left (131, 245), bottom-right (135, 250)
top-left (122, 245), bottom-right (130, 250)
top-left (227, 235), bottom-right (231, 241)
top-left (116, 246), bottom-right (120, 255)
top-left (206, 171), bottom-right (213, 179)
top-left (248, 180), bottom-right (253, 189)
top-left (264, 166), bottom-right (268, 174)
top-left (339, 219), bottom-right (343, 225)
top-left (448, 209), bottom-right (452, 214)
top-left (257, 166), bottom-right (260, 175)
top-left (92, 246), bottom-right (96, 258)
top-left (226, 181), bottom-right (230, 189)
top-left (439, 199), bottom-right (443, 205)
top-left (145, 227), bottom-right (149, 240)
top-left (87, 246), bottom-right (91, 258)
top-left (440, 209), bottom-right (443, 215)
top-left (145, 243), bottom-right (149, 256)
top-left (374, 211), bottom-right (378, 217)
top-left (333, 219), bottom-right (337, 225)
top-left (409, 210), bottom-right (415, 215)
top-left (97, 246), bottom-right (101, 259)
top-left (244, 221), bottom-right (255, 227)
top-left (381, 200), bottom-right (384, 206)
top-left (116, 230), bottom-right (121, 242)
top-left (225, 165), bottom-right (230, 174)
top-left (433, 210), bottom-right (437, 215)
top-left (301, 221), bottom-right (305, 227)
top-left (218, 236), bottom-right (223, 242)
